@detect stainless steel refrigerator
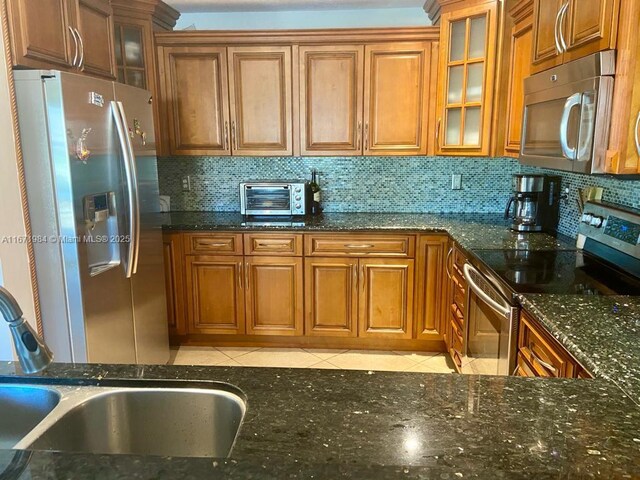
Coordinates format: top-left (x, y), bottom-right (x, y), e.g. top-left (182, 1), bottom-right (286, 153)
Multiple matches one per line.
top-left (14, 70), bottom-right (169, 365)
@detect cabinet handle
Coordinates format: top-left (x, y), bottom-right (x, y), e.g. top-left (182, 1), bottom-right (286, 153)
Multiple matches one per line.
top-left (512, 365), bottom-right (521, 376)
top-left (232, 121), bottom-right (237, 151)
top-left (360, 265), bottom-right (365, 292)
top-left (356, 121), bottom-right (362, 150)
top-left (257, 242), bottom-right (288, 249)
top-left (237, 262), bottom-right (243, 290)
top-left (74, 28), bottom-right (84, 69)
top-left (245, 261), bottom-right (250, 290)
top-left (68, 26), bottom-right (79, 67)
top-left (558, 2), bottom-right (569, 53)
top-left (528, 345), bottom-right (558, 373)
top-left (436, 118), bottom-right (442, 150)
top-left (364, 123), bottom-right (369, 151)
top-left (445, 247), bottom-right (453, 279)
top-left (224, 121), bottom-right (229, 151)
top-left (201, 242), bottom-right (228, 247)
top-left (352, 263), bottom-right (358, 288)
top-left (634, 111), bottom-right (640, 157)
top-left (344, 244), bottom-right (374, 249)
top-left (554, 4), bottom-right (564, 54)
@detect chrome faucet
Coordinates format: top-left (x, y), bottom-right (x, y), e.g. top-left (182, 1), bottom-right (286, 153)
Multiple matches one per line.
top-left (0, 286), bottom-right (53, 374)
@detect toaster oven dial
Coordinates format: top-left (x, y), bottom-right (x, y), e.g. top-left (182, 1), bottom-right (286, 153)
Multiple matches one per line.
top-left (295, 195), bottom-right (301, 201)
top-left (295, 204), bottom-right (301, 209)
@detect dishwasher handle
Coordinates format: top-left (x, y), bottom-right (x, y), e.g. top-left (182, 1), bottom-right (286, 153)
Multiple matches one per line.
top-left (463, 263), bottom-right (511, 319)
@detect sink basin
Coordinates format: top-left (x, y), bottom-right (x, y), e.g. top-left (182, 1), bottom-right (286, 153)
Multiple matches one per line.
top-left (25, 387), bottom-right (245, 458)
top-left (0, 384), bottom-right (60, 449)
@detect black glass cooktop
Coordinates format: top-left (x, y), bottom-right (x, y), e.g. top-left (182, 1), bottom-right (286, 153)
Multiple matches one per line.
top-left (472, 249), bottom-right (640, 296)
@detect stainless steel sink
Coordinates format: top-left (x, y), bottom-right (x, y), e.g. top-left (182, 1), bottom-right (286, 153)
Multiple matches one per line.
top-left (6, 384), bottom-right (246, 458)
top-left (0, 384), bottom-right (60, 449)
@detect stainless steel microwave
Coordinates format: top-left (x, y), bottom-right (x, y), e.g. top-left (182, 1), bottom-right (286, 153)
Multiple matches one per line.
top-left (519, 50), bottom-right (615, 174)
top-left (240, 181), bottom-right (308, 216)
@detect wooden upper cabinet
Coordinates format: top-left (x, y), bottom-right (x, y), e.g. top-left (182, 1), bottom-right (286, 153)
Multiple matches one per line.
top-left (606, 0), bottom-right (640, 174)
top-left (7, 0), bottom-right (75, 69)
top-left (245, 257), bottom-right (303, 336)
top-left (299, 45), bottom-right (364, 156)
top-left (227, 46), bottom-right (293, 156)
top-left (364, 43), bottom-right (429, 156)
top-left (160, 46), bottom-right (231, 156)
top-left (185, 255), bottom-right (245, 335)
top-left (563, 0), bottom-right (618, 62)
top-left (70, 0), bottom-right (116, 79)
top-left (436, 2), bottom-right (498, 156)
top-left (415, 235), bottom-right (448, 341)
top-left (305, 258), bottom-right (358, 337)
top-left (531, 0), bottom-right (618, 73)
top-left (358, 258), bottom-right (414, 339)
top-left (531, 0), bottom-right (564, 73)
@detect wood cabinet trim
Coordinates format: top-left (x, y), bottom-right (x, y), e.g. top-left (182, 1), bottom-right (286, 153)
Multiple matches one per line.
top-left (415, 235), bottom-right (448, 340)
top-left (184, 233), bottom-right (243, 255)
top-left (244, 233), bottom-right (303, 256)
top-left (304, 233), bottom-right (415, 258)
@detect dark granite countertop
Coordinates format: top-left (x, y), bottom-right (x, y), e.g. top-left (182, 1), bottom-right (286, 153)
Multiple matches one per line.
top-left (159, 211), bottom-right (576, 252)
top-left (518, 294), bottom-right (640, 406)
top-left (1, 362), bottom-right (640, 479)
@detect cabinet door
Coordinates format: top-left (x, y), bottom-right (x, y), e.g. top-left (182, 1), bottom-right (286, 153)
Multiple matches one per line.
top-left (163, 233), bottom-right (186, 336)
top-left (71, 0), bottom-right (116, 79)
top-left (7, 0), bottom-right (75, 69)
top-left (503, 3), bottom-right (534, 156)
top-left (228, 46), bottom-right (293, 156)
top-left (436, 3), bottom-right (498, 156)
top-left (531, 0), bottom-right (564, 73)
top-left (299, 45), bottom-right (364, 155)
top-left (415, 236), bottom-right (448, 340)
top-left (305, 258), bottom-right (358, 337)
top-left (113, 19), bottom-right (149, 88)
top-left (563, 0), bottom-right (618, 63)
top-left (358, 259), bottom-right (414, 339)
top-left (245, 257), bottom-right (303, 336)
top-left (363, 43), bottom-right (429, 156)
top-left (185, 255), bottom-right (245, 335)
top-left (160, 46), bottom-right (231, 156)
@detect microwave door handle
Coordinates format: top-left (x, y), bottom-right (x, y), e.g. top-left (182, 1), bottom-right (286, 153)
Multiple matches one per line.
top-left (576, 95), bottom-right (596, 161)
top-left (560, 93), bottom-right (582, 160)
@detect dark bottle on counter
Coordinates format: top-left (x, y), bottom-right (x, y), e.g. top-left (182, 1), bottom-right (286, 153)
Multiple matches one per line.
top-left (309, 169), bottom-right (322, 215)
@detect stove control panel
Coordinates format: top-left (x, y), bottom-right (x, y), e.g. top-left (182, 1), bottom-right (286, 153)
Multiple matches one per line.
top-left (578, 201), bottom-right (640, 260)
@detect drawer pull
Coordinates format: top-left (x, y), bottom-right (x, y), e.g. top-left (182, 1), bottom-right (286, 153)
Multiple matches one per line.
top-left (257, 242), bottom-right (289, 249)
top-left (344, 244), bottom-right (374, 249)
top-left (528, 346), bottom-right (557, 373)
top-left (199, 242), bottom-right (229, 247)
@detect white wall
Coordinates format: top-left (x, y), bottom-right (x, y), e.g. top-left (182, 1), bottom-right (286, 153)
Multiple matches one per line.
top-left (0, 17), bottom-right (37, 361)
top-left (176, 7), bottom-right (431, 30)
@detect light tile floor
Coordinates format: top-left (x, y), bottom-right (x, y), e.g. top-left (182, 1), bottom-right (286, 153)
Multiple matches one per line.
top-left (170, 346), bottom-right (456, 373)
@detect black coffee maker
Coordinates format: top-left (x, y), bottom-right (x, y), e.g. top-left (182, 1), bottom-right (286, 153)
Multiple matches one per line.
top-left (504, 174), bottom-right (561, 233)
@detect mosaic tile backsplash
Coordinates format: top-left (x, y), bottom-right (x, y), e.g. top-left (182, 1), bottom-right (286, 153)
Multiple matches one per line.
top-left (157, 155), bottom-right (640, 239)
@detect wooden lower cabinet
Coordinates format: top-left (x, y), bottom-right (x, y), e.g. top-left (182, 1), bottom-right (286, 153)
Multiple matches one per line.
top-left (305, 258), bottom-right (358, 337)
top-left (245, 257), bottom-right (303, 336)
top-left (185, 255), bottom-right (246, 335)
top-left (359, 258), bottom-right (414, 339)
top-left (415, 235), bottom-right (448, 340)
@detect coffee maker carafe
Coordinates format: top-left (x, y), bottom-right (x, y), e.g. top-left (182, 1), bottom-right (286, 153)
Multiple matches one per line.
top-left (505, 174), bottom-right (561, 232)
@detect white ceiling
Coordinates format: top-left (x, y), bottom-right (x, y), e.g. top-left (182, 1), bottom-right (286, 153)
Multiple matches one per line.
top-left (166, 0), bottom-right (425, 13)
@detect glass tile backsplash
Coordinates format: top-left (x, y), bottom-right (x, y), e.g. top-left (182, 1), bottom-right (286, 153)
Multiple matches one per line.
top-left (157, 155), bottom-right (640, 239)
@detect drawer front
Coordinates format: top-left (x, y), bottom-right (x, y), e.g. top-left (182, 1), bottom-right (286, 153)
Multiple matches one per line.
top-left (450, 302), bottom-right (464, 330)
top-left (452, 246), bottom-right (467, 276)
top-left (518, 313), bottom-right (575, 378)
top-left (184, 233), bottom-right (243, 255)
top-left (448, 319), bottom-right (464, 370)
top-left (516, 352), bottom-right (538, 377)
top-left (451, 273), bottom-right (466, 312)
top-left (305, 234), bottom-right (415, 257)
top-left (244, 233), bottom-right (303, 256)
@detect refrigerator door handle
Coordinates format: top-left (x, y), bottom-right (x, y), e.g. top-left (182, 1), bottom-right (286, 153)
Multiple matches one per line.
top-left (116, 101), bottom-right (141, 275)
top-left (111, 101), bottom-right (139, 279)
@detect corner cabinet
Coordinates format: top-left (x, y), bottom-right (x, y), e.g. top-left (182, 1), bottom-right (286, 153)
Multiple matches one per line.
top-left (7, 0), bottom-right (116, 79)
top-left (435, 1), bottom-right (499, 156)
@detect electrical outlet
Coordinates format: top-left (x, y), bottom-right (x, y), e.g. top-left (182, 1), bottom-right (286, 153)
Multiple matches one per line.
top-left (451, 174), bottom-right (462, 190)
top-left (182, 176), bottom-right (191, 192)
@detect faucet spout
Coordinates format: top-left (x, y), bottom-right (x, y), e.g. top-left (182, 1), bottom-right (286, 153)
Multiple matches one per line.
top-left (0, 286), bottom-right (53, 374)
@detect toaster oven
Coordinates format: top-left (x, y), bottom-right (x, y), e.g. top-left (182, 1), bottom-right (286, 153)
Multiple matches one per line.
top-left (240, 181), bottom-right (308, 216)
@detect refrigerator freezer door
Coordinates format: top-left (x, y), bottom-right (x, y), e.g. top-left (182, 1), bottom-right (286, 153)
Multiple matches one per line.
top-left (15, 70), bottom-right (137, 363)
top-left (114, 83), bottom-right (169, 365)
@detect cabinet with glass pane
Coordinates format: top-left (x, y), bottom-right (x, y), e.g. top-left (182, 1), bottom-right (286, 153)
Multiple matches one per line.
top-left (435, 1), bottom-right (498, 156)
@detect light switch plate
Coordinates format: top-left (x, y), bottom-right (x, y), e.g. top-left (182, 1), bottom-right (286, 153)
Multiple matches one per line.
top-left (451, 174), bottom-right (462, 190)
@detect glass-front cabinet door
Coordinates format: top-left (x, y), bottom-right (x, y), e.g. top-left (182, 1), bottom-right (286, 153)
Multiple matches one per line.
top-left (114, 22), bottom-right (147, 89)
top-left (436, 2), bottom-right (498, 156)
